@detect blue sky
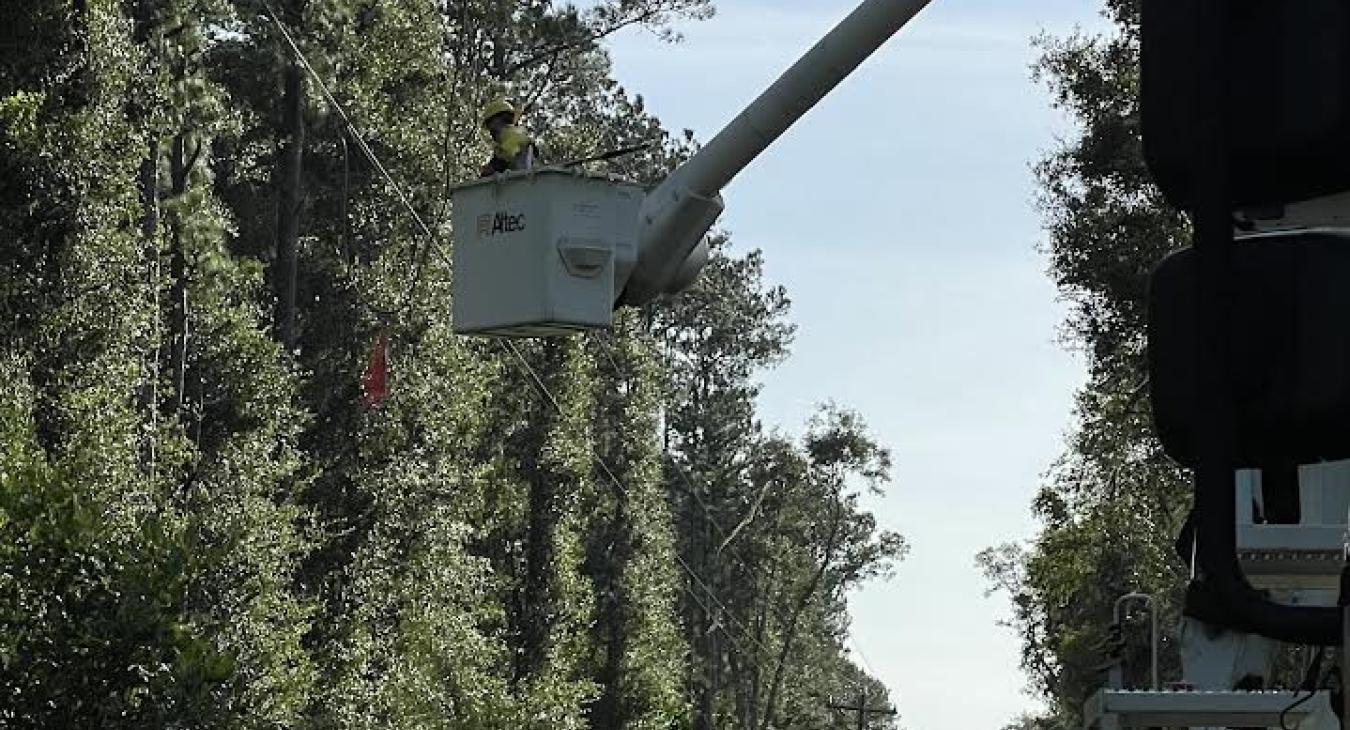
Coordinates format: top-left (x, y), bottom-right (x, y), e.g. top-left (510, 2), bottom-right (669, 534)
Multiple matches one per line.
top-left (598, 1), bottom-right (1111, 729)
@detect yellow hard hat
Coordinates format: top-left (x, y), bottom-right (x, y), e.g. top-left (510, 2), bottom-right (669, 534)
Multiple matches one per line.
top-left (481, 97), bottom-right (517, 127)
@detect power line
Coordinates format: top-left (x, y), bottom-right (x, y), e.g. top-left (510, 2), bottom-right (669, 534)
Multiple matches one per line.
top-left (260, 0), bottom-right (442, 320)
top-left (499, 338), bottom-right (778, 661)
top-left (849, 636), bottom-right (878, 676)
top-left (682, 582), bottom-right (746, 656)
top-left (587, 333), bottom-right (773, 636)
top-left (230, 32), bottom-right (767, 646)
top-left (260, 1), bottom-right (438, 248)
top-left (589, 332), bottom-right (757, 566)
top-left (828, 687), bottom-right (897, 730)
top-left (260, 5), bottom-right (763, 652)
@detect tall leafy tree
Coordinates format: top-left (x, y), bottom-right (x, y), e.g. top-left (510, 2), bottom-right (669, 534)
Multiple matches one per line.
top-left (584, 313), bottom-right (688, 730)
top-left (2, 0), bottom-right (313, 725)
top-left (652, 241), bottom-right (904, 730)
top-left (0, 3), bottom-right (199, 725)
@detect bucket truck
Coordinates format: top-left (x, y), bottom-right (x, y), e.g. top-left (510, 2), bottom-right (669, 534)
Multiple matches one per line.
top-left (449, 0), bottom-right (933, 336)
top-left (1087, 2), bottom-right (1350, 728)
top-left (452, 0), bottom-right (1350, 727)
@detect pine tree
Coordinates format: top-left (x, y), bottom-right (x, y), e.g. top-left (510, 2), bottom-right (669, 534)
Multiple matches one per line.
top-left (0, 2), bottom-right (237, 725)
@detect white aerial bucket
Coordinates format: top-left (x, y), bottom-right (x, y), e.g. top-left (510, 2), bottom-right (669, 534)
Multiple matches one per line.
top-left (451, 168), bottom-right (643, 336)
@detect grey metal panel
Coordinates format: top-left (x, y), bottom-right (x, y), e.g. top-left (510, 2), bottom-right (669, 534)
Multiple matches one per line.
top-left (1301, 460), bottom-right (1350, 524)
top-left (1085, 690), bottom-right (1330, 729)
top-left (1237, 525), bottom-right (1348, 554)
top-left (1237, 469), bottom-right (1258, 524)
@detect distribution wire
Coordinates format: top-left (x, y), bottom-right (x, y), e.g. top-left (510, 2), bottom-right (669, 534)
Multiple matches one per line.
top-left (588, 333), bottom-right (891, 679)
top-left (501, 338), bottom-right (779, 662)
top-left (260, 0), bottom-right (434, 320)
top-left (260, 0), bottom-right (437, 247)
top-left (256, 1), bottom-right (779, 663)
top-left (589, 332), bottom-right (770, 592)
top-left (587, 332), bottom-right (775, 625)
top-left (849, 636), bottom-right (878, 677)
top-left (269, 4), bottom-right (888, 685)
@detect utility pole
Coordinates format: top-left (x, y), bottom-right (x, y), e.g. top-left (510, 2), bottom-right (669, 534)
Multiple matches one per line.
top-left (828, 687), bottom-right (897, 730)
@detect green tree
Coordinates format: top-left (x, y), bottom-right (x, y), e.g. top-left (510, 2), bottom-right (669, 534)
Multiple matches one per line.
top-left (584, 313), bottom-right (688, 730)
top-left (0, 366), bottom-right (213, 727)
top-left (0, 1), bottom-right (309, 725)
top-left (739, 407), bottom-right (906, 730)
top-left (652, 241), bottom-right (904, 730)
top-left (650, 239), bottom-right (793, 730)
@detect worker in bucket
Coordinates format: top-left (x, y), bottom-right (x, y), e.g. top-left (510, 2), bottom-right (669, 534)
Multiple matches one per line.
top-left (479, 98), bottom-right (539, 177)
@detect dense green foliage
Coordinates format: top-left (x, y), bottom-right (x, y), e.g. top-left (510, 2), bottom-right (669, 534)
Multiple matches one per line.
top-left (0, 2), bottom-right (902, 728)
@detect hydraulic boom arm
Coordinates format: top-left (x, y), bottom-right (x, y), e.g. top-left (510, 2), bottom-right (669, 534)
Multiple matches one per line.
top-left (621, 0), bottom-right (935, 304)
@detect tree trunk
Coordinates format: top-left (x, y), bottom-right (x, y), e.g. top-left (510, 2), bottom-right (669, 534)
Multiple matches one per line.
top-left (685, 380), bottom-right (719, 730)
top-left (168, 132), bottom-right (191, 413)
top-left (140, 137), bottom-right (160, 476)
top-left (687, 468), bottom-right (717, 730)
top-left (759, 502), bottom-right (843, 730)
top-left (591, 497), bottom-right (632, 730)
top-left (518, 456), bottom-right (557, 681)
top-left (734, 563), bottom-right (773, 730)
top-left (274, 53), bottom-right (305, 350)
top-left (514, 343), bottom-right (567, 684)
top-left (701, 501), bottom-right (719, 730)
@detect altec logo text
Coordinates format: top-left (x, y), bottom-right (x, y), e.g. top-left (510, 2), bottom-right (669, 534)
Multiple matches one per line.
top-left (477, 211), bottom-right (527, 238)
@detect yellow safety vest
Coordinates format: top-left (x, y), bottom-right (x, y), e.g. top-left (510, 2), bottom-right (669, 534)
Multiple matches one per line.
top-left (494, 126), bottom-right (534, 168)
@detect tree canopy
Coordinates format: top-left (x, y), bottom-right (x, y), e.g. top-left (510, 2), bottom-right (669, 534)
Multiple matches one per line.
top-left (0, 2), bottom-right (903, 728)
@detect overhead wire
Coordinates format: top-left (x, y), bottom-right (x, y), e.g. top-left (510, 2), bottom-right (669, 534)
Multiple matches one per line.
top-left (261, 0), bottom-right (438, 248)
top-left (261, 0), bottom-right (436, 326)
top-left (501, 337), bottom-right (778, 661)
top-left (258, 2), bottom-right (780, 663)
top-left (588, 333), bottom-right (763, 581)
top-left (683, 584), bottom-right (746, 656)
top-left (848, 636), bottom-right (883, 693)
top-left (590, 332), bottom-right (760, 574)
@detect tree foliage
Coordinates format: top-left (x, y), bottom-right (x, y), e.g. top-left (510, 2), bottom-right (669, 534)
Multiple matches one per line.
top-left (0, 2), bottom-right (903, 728)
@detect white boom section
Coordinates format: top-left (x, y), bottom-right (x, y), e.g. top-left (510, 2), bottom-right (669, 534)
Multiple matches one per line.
top-left (622, 0), bottom-right (934, 303)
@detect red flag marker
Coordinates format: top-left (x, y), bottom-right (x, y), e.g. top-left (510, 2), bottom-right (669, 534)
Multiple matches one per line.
top-left (362, 332), bottom-right (389, 407)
